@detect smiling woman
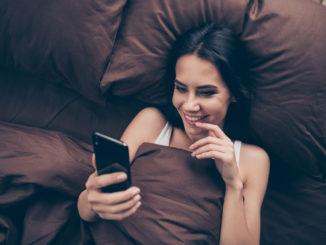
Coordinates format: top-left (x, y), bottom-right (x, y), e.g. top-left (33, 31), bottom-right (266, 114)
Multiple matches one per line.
top-left (166, 24), bottom-right (251, 141)
top-left (78, 23), bottom-right (270, 245)
top-left (172, 55), bottom-right (234, 142)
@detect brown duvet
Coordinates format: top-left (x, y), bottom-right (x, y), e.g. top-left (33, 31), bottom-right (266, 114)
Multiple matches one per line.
top-left (1, 122), bottom-right (326, 244)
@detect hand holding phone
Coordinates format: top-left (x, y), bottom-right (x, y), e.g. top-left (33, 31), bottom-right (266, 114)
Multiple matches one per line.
top-left (92, 132), bottom-right (131, 193)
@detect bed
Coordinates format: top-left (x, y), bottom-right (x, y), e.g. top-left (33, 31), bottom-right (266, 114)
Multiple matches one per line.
top-left (0, 0), bottom-right (325, 244)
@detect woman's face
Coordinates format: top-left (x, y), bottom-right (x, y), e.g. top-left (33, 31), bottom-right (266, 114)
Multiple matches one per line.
top-left (172, 54), bottom-right (234, 142)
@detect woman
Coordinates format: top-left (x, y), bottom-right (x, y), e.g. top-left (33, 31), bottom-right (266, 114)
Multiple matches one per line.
top-left (78, 24), bottom-right (269, 245)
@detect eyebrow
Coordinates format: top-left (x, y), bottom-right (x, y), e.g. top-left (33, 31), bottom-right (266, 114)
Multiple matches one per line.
top-left (174, 79), bottom-right (218, 90)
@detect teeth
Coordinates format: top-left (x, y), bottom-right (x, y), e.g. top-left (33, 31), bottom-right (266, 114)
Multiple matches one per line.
top-left (185, 115), bottom-right (204, 122)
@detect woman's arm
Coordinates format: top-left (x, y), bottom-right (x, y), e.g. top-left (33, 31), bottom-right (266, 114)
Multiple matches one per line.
top-left (78, 107), bottom-right (167, 222)
top-left (189, 122), bottom-right (270, 245)
top-left (219, 145), bottom-right (269, 245)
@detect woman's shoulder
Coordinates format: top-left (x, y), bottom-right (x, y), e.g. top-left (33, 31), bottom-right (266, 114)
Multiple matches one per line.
top-left (131, 107), bottom-right (167, 137)
top-left (135, 107), bottom-right (167, 125)
top-left (121, 107), bottom-right (167, 157)
top-left (239, 143), bottom-right (270, 181)
top-left (123, 107), bottom-right (167, 141)
top-left (240, 143), bottom-right (269, 162)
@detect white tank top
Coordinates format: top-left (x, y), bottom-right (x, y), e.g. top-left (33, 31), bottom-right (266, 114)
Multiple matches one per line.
top-left (155, 122), bottom-right (242, 167)
top-left (154, 122), bottom-right (173, 146)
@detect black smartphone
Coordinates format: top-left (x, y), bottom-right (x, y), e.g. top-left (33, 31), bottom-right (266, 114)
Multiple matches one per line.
top-left (92, 131), bottom-right (131, 193)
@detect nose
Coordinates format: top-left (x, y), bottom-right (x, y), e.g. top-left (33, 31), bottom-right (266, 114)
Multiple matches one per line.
top-left (183, 94), bottom-right (200, 112)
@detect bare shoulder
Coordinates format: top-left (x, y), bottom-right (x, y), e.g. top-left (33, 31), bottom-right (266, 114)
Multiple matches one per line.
top-left (239, 143), bottom-right (270, 183)
top-left (241, 143), bottom-right (269, 165)
top-left (122, 107), bottom-right (167, 142)
top-left (121, 107), bottom-right (167, 160)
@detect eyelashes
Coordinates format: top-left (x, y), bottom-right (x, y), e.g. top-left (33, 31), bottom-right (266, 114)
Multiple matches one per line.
top-left (174, 85), bottom-right (187, 93)
top-left (199, 90), bottom-right (217, 97)
top-left (174, 85), bottom-right (217, 97)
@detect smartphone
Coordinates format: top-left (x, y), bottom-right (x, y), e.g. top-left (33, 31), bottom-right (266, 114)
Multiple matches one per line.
top-left (92, 131), bottom-right (131, 192)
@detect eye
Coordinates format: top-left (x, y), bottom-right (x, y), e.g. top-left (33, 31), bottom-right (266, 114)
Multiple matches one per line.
top-left (175, 84), bottom-right (187, 93)
top-left (198, 90), bottom-right (217, 97)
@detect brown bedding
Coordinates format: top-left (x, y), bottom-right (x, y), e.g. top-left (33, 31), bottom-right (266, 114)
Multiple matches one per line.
top-left (0, 0), bottom-right (325, 244)
top-left (0, 68), bottom-right (144, 144)
top-left (0, 0), bottom-right (128, 103)
top-left (95, 143), bottom-right (224, 244)
top-left (1, 122), bottom-right (326, 244)
top-left (0, 121), bottom-right (93, 244)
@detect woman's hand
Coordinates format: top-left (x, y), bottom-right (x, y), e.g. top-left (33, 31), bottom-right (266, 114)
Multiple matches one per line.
top-left (189, 122), bottom-right (243, 189)
top-left (79, 154), bottom-right (141, 221)
top-left (84, 171), bottom-right (141, 220)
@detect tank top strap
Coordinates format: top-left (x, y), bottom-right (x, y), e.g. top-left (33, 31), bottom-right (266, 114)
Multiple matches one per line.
top-left (234, 140), bottom-right (242, 168)
top-left (154, 122), bottom-right (173, 146)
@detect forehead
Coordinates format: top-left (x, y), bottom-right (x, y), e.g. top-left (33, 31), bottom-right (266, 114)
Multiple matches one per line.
top-left (175, 54), bottom-right (226, 88)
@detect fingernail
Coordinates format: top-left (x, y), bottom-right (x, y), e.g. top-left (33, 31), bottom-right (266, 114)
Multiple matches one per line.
top-left (131, 188), bottom-right (140, 195)
top-left (134, 195), bottom-right (141, 201)
top-left (117, 173), bottom-right (127, 180)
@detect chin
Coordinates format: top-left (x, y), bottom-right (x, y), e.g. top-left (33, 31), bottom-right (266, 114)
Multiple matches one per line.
top-left (185, 129), bottom-right (206, 142)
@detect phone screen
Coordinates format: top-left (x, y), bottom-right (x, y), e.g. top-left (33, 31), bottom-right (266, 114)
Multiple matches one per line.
top-left (92, 132), bottom-right (131, 192)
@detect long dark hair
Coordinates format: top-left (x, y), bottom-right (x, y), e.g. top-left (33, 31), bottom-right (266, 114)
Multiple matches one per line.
top-left (164, 23), bottom-right (251, 140)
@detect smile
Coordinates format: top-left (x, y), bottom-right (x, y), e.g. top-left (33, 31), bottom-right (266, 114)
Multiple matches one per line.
top-left (184, 114), bottom-right (207, 125)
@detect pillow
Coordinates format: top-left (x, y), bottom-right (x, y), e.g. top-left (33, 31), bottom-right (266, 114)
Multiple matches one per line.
top-left (90, 143), bottom-right (224, 244)
top-left (0, 0), bottom-right (127, 103)
top-left (243, 0), bottom-right (326, 177)
top-left (0, 69), bottom-right (144, 144)
top-left (100, 0), bottom-right (247, 104)
top-left (102, 0), bottom-right (326, 177)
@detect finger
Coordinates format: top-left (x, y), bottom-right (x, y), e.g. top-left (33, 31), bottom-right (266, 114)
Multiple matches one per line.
top-left (85, 171), bottom-right (98, 187)
top-left (194, 122), bottom-right (229, 140)
top-left (196, 150), bottom-right (236, 168)
top-left (92, 154), bottom-right (96, 169)
top-left (189, 136), bottom-right (224, 151)
top-left (92, 194), bottom-right (141, 215)
top-left (195, 150), bottom-right (225, 160)
top-left (191, 144), bottom-right (227, 157)
top-left (86, 172), bottom-right (128, 190)
top-left (98, 201), bottom-right (141, 221)
top-left (88, 186), bottom-right (141, 206)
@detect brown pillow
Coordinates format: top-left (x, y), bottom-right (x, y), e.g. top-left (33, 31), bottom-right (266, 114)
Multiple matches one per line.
top-left (100, 0), bottom-right (247, 104)
top-left (0, 0), bottom-right (127, 103)
top-left (0, 69), bottom-right (144, 144)
top-left (90, 143), bottom-right (224, 244)
top-left (243, 0), bottom-right (326, 177)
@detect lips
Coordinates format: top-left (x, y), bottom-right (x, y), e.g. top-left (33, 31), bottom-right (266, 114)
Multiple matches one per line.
top-left (183, 113), bottom-right (207, 125)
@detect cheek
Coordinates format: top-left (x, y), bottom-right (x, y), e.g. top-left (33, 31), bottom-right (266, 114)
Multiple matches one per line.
top-left (206, 99), bottom-right (230, 115)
